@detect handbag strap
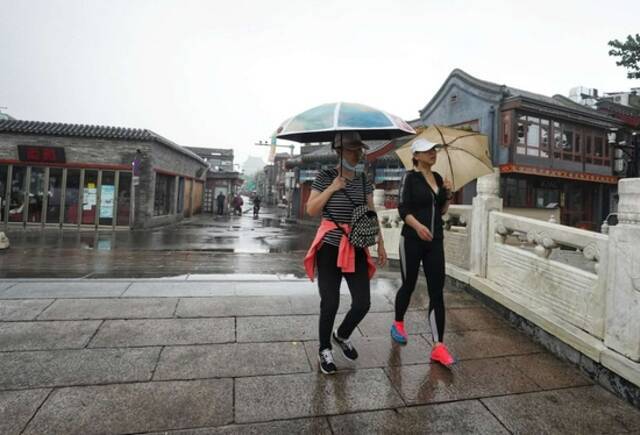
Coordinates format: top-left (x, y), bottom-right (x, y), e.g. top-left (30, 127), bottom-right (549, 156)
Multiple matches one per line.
top-left (340, 174), bottom-right (367, 207)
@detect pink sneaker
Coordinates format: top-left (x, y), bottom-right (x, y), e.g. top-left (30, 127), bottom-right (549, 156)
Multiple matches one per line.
top-left (431, 343), bottom-right (455, 367)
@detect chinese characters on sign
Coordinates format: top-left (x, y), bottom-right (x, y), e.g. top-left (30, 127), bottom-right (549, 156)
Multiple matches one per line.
top-left (17, 146), bottom-right (66, 163)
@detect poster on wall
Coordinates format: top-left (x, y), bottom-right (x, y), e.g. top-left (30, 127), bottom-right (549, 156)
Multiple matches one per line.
top-left (100, 185), bottom-right (115, 218)
top-left (83, 185), bottom-right (97, 211)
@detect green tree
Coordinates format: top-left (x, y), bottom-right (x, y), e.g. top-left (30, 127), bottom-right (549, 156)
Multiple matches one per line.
top-left (608, 34), bottom-right (640, 79)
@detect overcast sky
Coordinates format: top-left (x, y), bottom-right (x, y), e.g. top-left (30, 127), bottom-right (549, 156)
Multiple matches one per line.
top-left (1, 0), bottom-right (638, 167)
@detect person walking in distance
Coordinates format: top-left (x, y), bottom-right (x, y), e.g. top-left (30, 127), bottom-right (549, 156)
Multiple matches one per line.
top-left (390, 138), bottom-right (456, 367)
top-left (303, 132), bottom-right (387, 375)
top-left (216, 192), bottom-right (226, 215)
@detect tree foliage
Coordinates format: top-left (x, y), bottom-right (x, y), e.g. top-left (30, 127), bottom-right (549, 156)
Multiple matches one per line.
top-left (608, 34), bottom-right (640, 80)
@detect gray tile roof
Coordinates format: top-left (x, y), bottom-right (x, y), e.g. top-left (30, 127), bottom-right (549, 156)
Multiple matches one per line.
top-left (0, 119), bottom-right (207, 165)
top-left (421, 69), bottom-right (618, 126)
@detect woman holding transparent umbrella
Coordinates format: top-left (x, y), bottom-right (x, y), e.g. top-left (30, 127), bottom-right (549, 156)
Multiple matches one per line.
top-left (303, 132), bottom-right (387, 374)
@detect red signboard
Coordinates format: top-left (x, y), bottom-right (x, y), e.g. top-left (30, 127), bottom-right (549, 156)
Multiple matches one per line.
top-left (500, 163), bottom-right (618, 184)
top-left (17, 146), bottom-right (66, 163)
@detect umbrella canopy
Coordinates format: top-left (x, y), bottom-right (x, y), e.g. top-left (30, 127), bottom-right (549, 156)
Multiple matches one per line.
top-left (276, 102), bottom-right (415, 143)
top-left (395, 125), bottom-right (494, 192)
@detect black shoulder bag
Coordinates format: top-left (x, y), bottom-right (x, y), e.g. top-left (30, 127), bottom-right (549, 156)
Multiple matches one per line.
top-left (324, 175), bottom-right (380, 248)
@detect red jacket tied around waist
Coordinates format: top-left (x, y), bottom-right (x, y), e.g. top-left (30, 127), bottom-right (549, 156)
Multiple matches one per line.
top-left (303, 219), bottom-right (376, 281)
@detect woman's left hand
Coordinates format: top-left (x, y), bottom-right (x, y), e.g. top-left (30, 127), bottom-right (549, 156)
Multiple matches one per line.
top-left (443, 178), bottom-right (453, 192)
top-left (377, 243), bottom-right (388, 267)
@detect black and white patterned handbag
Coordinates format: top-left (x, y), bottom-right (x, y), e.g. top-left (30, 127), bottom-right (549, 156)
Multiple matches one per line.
top-left (326, 175), bottom-right (380, 248)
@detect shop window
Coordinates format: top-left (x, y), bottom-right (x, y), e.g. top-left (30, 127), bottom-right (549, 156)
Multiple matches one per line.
top-left (82, 170), bottom-right (98, 225)
top-left (526, 119), bottom-right (540, 156)
top-left (0, 165), bottom-right (7, 222)
top-left (99, 171), bottom-right (116, 226)
top-left (516, 115), bottom-right (526, 155)
top-left (9, 166), bottom-right (27, 223)
top-left (553, 122), bottom-right (562, 158)
top-left (540, 124), bottom-right (550, 158)
top-left (177, 177), bottom-right (185, 213)
top-left (64, 169), bottom-right (81, 224)
top-left (27, 167), bottom-right (45, 223)
top-left (46, 168), bottom-right (63, 224)
top-left (594, 136), bottom-right (604, 159)
top-left (154, 173), bottom-right (174, 216)
top-left (117, 172), bottom-right (131, 226)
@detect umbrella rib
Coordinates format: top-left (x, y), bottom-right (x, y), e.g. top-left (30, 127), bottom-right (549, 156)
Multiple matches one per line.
top-left (442, 146), bottom-right (494, 171)
top-left (333, 102), bottom-right (342, 130)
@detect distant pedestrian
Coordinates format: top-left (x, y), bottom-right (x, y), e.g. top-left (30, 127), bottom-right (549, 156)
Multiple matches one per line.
top-left (232, 194), bottom-right (243, 216)
top-left (390, 138), bottom-right (456, 367)
top-left (216, 192), bottom-right (226, 215)
top-left (252, 195), bottom-right (261, 217)
top-left (303, 132), bottom-right (387, 375)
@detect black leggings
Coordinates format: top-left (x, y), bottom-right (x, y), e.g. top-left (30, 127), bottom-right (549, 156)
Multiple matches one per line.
top-left (395, 236), bottom-right (446, 343)
top-left (317, 243), bottom-right (371, 351)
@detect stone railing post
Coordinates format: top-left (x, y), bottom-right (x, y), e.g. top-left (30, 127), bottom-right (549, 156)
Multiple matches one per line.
top-left (605, 178), bottom-right (640, 362)
top-left (470, 169), bottom-right (503, 277)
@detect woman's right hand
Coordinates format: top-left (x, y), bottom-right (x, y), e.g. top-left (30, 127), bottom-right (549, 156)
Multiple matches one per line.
top-left (415, 224), bottom-right (433, 241)
top-left (328, 176), bottom-right (347, 193)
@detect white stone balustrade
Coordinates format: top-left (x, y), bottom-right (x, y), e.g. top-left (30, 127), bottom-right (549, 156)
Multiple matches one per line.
top-left (376, 171), bottom-right (640, 388)
top-left (443, 205), bottom-right (472, 270)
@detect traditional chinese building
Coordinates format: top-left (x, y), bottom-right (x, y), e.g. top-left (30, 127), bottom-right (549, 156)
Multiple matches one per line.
top-left (415, 69), bottom-right (624, 230)
top-left (0, 119), bottom-right (208, 230)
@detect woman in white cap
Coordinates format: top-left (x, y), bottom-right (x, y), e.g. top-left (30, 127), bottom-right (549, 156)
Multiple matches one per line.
top-left (390, 138), bottom-right (456, 367)
top-left (303, 131), bottom-right (388, 374)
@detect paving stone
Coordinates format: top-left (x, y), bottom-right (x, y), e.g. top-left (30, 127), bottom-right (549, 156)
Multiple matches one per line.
top-left (288, 293), bottom-right (393, 315)
top-left (506, 352), bottom-right (593, 390)
top-left (235, 368), bottom-right (404, 423)
top-left (405, 289), bottom-right (483, 310)
top-left (385, 358), bottom-right (540, 405)
top-left (446, 307), bottom-right (509, 331)
top-left (236, 314), bottom-right (354, 343)
top-left (439, 328), bottom-right (543, 360)
top-left (0, 389), bottom-right (51, 435)
top-left (123, 282), bottom-right (235, 297)
top-left (0, 281), bottom-right (16, 294)
top-left (482, 385), bottom-right (640, 434)
top-left (0, 347), bottom-right (160, 390)
top-left (176, 296), bottom-right (293, 317)
top-left (22, 379), bottom-right (233, 435)
top-left (146, 417), bottom-right (332, 434)
top-left (154, 342), bottom-right (310, 380)
top-left (0, 299), bottom-right (52, 321)
top-left (2, 282), bottom-right (128, 299)
top-left (234, 280), bottom-right (318, 295)
top-left (329, 400), bottom-right (509, 434)
top-left (0, 320), bottom-right (101, 351)
top-left (357, 310), bottom-right (429, 337)
top-left (38, 298), bottom-right (177, 320)
top-left (303, 335), bottom-right (431, 370)
top-left (89, 318), bottom-right (234, 347)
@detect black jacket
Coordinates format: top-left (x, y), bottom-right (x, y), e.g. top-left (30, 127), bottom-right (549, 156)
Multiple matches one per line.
top-left (397, 170), bottom-right (449, 241)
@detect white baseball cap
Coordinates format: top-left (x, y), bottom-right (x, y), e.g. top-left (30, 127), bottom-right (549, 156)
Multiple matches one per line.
top-left (411, 138), bottom-right (439, 153)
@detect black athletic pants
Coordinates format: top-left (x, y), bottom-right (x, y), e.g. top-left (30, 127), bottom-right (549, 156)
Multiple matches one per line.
top-left (317, 243), bottom-right (371, 352)
top-left (395, 236), bottom-right (446, 342)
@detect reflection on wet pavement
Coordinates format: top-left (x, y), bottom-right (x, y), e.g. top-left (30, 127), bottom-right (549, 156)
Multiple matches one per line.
top-left (0, 211), bottom-right (317, 279)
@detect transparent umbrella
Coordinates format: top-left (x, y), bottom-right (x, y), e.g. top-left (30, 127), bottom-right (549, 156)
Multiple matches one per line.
top-left (276, 102), bottom-right (415, 143)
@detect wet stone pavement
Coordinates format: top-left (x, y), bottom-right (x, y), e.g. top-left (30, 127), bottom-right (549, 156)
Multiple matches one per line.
top-left (1, 210), bottom-right (640, 433)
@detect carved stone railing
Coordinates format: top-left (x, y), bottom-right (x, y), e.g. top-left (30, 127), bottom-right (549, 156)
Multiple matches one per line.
top-left (442, 205), bottom-right (472, 270)
top-left (374, 174), bottom-right (640, 388)
top-left (488, 211), bottom-right (608, 341)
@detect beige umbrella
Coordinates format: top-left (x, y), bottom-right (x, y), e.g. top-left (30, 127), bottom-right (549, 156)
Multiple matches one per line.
top-left (395, 125), bottom-right (494, 192)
